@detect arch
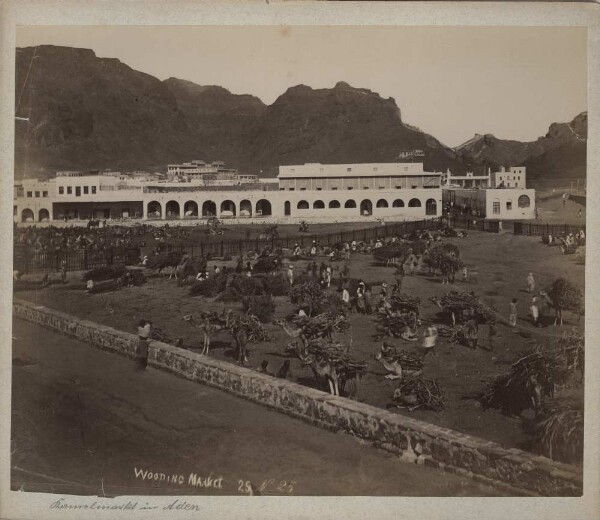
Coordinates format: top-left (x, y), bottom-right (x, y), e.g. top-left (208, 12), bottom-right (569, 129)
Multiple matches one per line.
top-left (518, 195), bottom-right (531, 208)
top-left (202, 200), bottom-right (217, 217)
top-left (220, 199), bottom-right (236, 217)
top-left (425, 198), bottom-right (437, 216)
top-left (183, 200), bottom-right (198, 217)
top-left (284, 201), bottom-right (291, 216)
top-left (21, 208), bottom-right (34, 222)
top-left (328, 200), bottom-right (341, 209)
top-left (256, 199), bottom-right (272, 216)
top-left (297, 200), bottom-right (309, 210)
top-left (147, 201), bottom-right (162, 218)
top-left (392, 199), bottom-right (405, 208)
top-left (376, 199), bottom-right (389, 208)
top-left (39, 208), bottom-right (50, 222)
top-left (408, 198), bottom-right (422, 208)
top-left (166, 200), bottom-right (180, 218)
top-left (344, 199), bottom-right (357, 209)
top-left (240, 199), bottom-right (252, 218)
top-left (313, 200), bottom-right (325, 209)
top-left (360, 199), bottom-right (373, 216)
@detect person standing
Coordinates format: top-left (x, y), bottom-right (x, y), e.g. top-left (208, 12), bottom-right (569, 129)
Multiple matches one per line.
top-left (364, 286), bottom-right (373, 315)
top-left (325, 266), bottom-right (332, 288)
top-left (136, 319), bottom-right (152, 371)
top-left (530, 295), bottom-right (540, 327)
top-left (287, 264), bottom-right (294, 285)
top-left (356, 281), bottom-right (366, 314)
top-left (509, 298), bottom-right (518, 331)
top-left (342, 285), bottom-right (350, 310)
top-left (60, 259), bottom-right (68, 284)
top-left (293, 243), bottom-right (301, 258)
top-left (462, 265), bottom-right (468, 283)
top-left (422, 325), bottom-right (438, 357)
top-left (526, 272), bottom-right (535, 293)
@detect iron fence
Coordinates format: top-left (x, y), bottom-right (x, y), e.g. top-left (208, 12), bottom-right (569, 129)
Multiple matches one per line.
top-left (513, 222), bottom-right (586, 237)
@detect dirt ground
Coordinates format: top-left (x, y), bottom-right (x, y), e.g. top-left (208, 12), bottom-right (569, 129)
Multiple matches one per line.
top-left (15, 227), bottom-right (585, 458)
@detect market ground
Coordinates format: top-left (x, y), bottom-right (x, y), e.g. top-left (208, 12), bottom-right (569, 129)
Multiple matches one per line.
top-left (14, 226), bottom-right (585, 459)
top-left (10, 318), bottom-right (504, 497)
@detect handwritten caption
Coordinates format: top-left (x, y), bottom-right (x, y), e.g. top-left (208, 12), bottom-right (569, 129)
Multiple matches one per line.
top-left (133, 466), bottom-right (296, 495)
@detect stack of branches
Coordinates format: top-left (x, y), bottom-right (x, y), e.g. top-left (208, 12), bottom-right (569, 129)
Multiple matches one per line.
top-left (431, 291), bottom-right (496, 325)
top-left (546, 278), bottom-right (584, 316)
top-left (291, 313), bottom-right (349, 339)
top-left (532, 398), bottom-right (583, 464)
top-left (384, 347), bottom-right (424, 373)
top-left (422, 243), bottom-right (461, 274)
top-left (376, 310), bottom-right (420, 339)
top-left (480, 345), bottom-right (573, 415)
top-left (230, 314), bottom-right (270, 343)
top-left (299, 337), bottom-right (368, 379)
top-left (437, 323), bottom-right (468, 344)
top-left (393, 379), bottom-right (446, 411)
top-left (388, 293), bottom-right (421, 317)
top-left (372, 242), bottom-right (413, 266)
top-left (553, 332), bottom-right (585, 381)
top-left (150, 326), bottom-right (181, 346)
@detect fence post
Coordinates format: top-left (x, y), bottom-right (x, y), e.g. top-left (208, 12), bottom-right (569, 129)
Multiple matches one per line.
top-left (83, 248), bottom-right (88, 270)
top-left (221, 241), bottom-right (224, 258)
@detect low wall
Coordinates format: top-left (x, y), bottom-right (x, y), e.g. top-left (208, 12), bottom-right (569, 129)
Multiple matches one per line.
top-left (13, 298), bottom-right (582, 497)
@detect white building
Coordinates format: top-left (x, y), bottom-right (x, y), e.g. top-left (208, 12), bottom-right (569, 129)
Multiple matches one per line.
top-left (443, 187), bottom-right (536, 220)
top-left (442, 170), bottom-right (490, 189)
top-left (489, 166), bottom-right (526, 189)
top-left (14, 161), bottom-right (444, 224)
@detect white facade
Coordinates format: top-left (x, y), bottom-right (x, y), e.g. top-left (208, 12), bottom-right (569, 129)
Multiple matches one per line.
top-left (14, 162), bottom-right (444, 224)
top-left (443, 170), bottom-right (490, 189)
top-left (443, 188), bottom-right (536, 220)
top-left (490, 166), bottom-right (526, 189)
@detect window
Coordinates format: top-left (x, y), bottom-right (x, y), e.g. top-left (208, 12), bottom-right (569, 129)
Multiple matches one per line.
top-left (289, 188), bottom-right (295, 191)
top-left (313, 200), bottom-right (325, 209)
top-left (67, 187), bottom-right (72, 194)
top-left (26, 191), bottom-right (32, 198)
top-left (84, 186), bottom-right (89, 194)
top-left (76, 186), bottom-right (81, 196)
top-left (300, 187), bottom-right (306, 191)
top-left (347, 168), bottom-right (352, 172)
top-left (35, 191), bottom-right (40, 197)
top-left (493, 201), bottom-right (501, 214)
top-left (297, 200), bottom-right (309, 210)
top-left (506, 201), bottom-right (512, 210)
top-left (42, 191), bottom-right (48, 197)
top-left (332, 187), bottom-right (338, 190)
top-left (348, 187), bottom-right (353, 190)
top-left (395, 185), bottom-right (402, 189)
top-left (373, 167), bottom-right (378, 172)
top-left (59, 187), bottom-right (64, 195)
top-left (317, 188), bottom-right (322, 191)
top-left (518, 195), bottom-right (531, 208)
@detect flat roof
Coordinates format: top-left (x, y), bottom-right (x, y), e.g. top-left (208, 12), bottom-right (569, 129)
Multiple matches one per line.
top-left (278, 162), bottom-right (441, 179)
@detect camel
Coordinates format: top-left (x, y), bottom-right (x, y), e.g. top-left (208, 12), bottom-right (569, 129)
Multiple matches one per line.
top-left (225, 311), bottom-right (249, 365)
top-left (287, 340), bottom-right (340, 395)
top-left (182, 311), bottom-right (227, 355)
top-left (539, 290), bottom-right (564, 326)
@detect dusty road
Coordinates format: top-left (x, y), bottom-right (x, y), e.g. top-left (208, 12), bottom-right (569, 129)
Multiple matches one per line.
top-left (10, 318), bottom-right (505, 497)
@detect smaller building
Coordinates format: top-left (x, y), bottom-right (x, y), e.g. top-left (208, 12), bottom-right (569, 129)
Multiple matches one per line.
top-left (443, 188), bottom-right (535, 220)
top-left (442, 170), bottom-right (490, 189)
top-left (489, 166), bottom-right (526, 189)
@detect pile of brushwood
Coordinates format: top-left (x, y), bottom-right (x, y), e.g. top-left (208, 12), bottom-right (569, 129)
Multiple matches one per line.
top-left (376, 294), bottom-right (421, 338)
top-left (480, 333), bottom-right (584, 416)
top-left (437, 323), bottom-right (469, 344)
top-left (290, 312), bottom-right (350, 339)
top-left (242, 294), bottom-right (275, 323)
top-left (531, 398), bottom-right (583, 464)
top-left (545, 277), bottom-right (584, 318)
top-left (190, 273), bottom-right (289, 300)
top-left (431, 291), bottom-right (496, 325)
top-left (83, 265), bottom-right (127, 282)
top-left (378, 345), bottom-right (424, 374)
top-left (290, 278), bottom-right (347, 317)
top-left (422, 243), bottom-right (461, 274)
top-left (288, 337), bottom-right (368, 384)
top-left (237, 314), bottom-right (271, 343)
top-left (393, 379), bottom-right (446, 411)
top-left (372, 242), bottom-right (413, 266)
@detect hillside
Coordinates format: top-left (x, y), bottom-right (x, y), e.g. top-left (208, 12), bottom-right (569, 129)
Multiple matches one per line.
top-left (14, 45), bottom-right (586, 182)
top-left (15, 46), bottom-right (202, 178)
top-left (455, 112), bottom-right (587, 181)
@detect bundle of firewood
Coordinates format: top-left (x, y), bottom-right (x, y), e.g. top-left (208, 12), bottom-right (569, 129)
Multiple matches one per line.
top-left (437, 324), bottom-right (468, 344)
top-left (388, 294), bottom-right (421, 316)
top-left (302, 338), bottom-right (368, 376)
top-left (376, 311), bottom-right (419, 338)
top-left (390, 348), bottom-right (424, 373)
top-left (291, 313), bottom-right (348, 339)
top-left (393, 379), bottom-right (446, 411)
top-left (431, 291), bottom-right (495, 324)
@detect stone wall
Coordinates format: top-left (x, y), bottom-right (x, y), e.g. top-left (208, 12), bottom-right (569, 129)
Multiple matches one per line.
top-left (13, 298), bottom-right (582, 497)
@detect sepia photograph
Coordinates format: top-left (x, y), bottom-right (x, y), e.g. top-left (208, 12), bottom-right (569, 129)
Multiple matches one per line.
top-left (1, 2), bottom-right (599, 519)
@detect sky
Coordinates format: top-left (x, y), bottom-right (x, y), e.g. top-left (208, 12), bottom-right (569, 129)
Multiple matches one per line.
top-left (16, 25), bottom-right (587, 147)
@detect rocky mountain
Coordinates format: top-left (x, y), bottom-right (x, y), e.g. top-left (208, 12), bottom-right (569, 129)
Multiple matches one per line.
top-left (14, 45), bottom-right (586, 183)
top-left (455, 112), bottom-right (587, 182)
top-left (14, 45), bottom-right (465, 179)
top-left (15, 45), bottom-right (203, 179)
